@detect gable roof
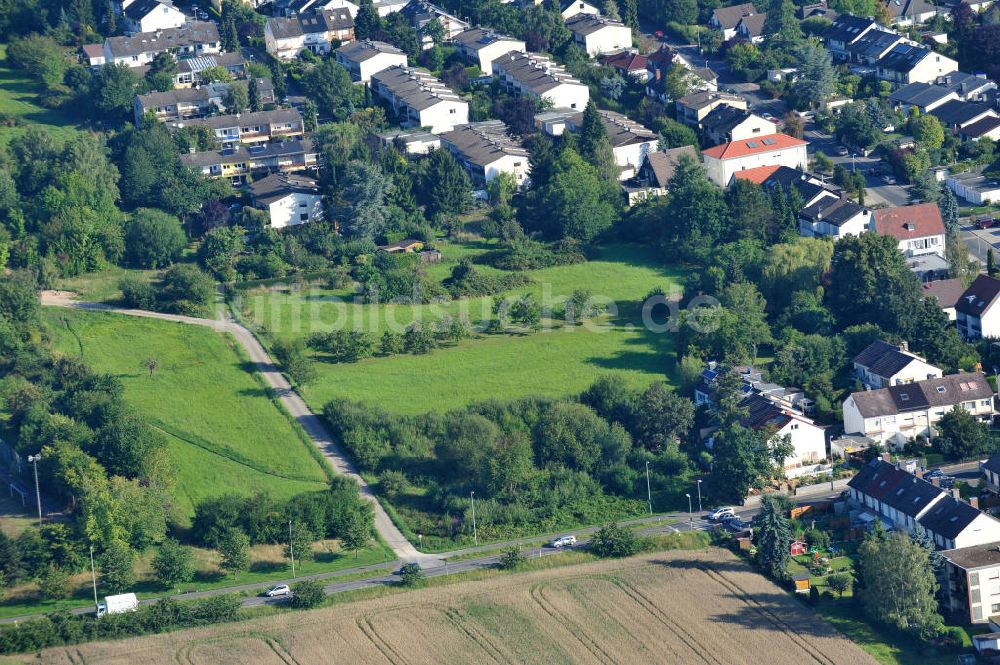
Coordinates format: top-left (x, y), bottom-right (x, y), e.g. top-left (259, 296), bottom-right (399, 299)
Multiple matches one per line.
top-left (872, 202), bottom-right (945, 240)
top-left (249, 172), bottom-right (321, 204)
top-left (918, 495), bottom-right (982, 540)
top-left (565, 14), bottom-right (629, 36)
top-left (956, 274), bottom-right (1000, 319)
top-left (439, 120), bottom-right (528, 167)
top-left (884, 0), bottom-right (937, 18)
top-left (593, 109), bottom-right (656, 148)
top-left (166, 108), bottom-right (303, 131)
top-left (853, 340), bottom-right (932, 380)
top-left (267, 8), bottom-right (354, 39)
top-left (643, 145), bottom-right (698, 188)
top-left (702, 132), bottom-right (807, 160)
top-left (701, 105), bottom-right (753, 135)
top-left (929, 99), bottom-right (998, 127)
top-left (336, 39), bottom-right (405, 62)
top-left (646, 45), bottom-right (682, 68)
top-left (877, 42), bottom-right (933, 73)
top-left (105, 21), bottom-right (220, 59)
top-left (600, 50), bottom-right (648, 72)
top-left (889, 81), bottom-right (956, 108)
top-left (799, 195), bottom-right (865, 227)
top-left (921, 278), bottom-right (966, 309)
top-left (732, 164), bottom-right (782, 184)
top-left (452, 27), bottom-right (523, 51)
top-left (737, 12), bottom-right (767, 38)
top-left (960, 116), bottom-right (1000, 139)
top-left (677, 90), bottom-right (745, 111)
top-left (125, 0), bottom-right (177, 20)
top-left (711, 2), bottom-right (757, 29)
top-left (848, 372), bottom-right (992, 418)
top-left (849, 29), bottom-right (903, 59)
top-left (824, 15), bottom-right (879, 44)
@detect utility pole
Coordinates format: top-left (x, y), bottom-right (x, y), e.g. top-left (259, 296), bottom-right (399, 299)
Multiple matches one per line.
top-left (644, 461), bottom-right (652, 515)
top-left (89, 546), bottom-right (99, 610)
top-left (686, 493), bottom-right (692, 526)
top-left (696, 479), bottom-right (703, 513)
top-left (26, 454), bottom-right (42, 525)
top-left (470, 491), bottom-right (477, 546)
top-left (288, 520), bottom-right (295, 578)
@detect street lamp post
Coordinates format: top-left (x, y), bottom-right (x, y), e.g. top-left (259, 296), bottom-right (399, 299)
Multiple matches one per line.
top-left (288, 519), bottom-right (295, 578)
top-left (26, 454), bottom-right (42, 525)
top-left (696, 479), bottom-right (703, 514)
top-left (89, 546), bottom-right (98, 611)
top-left (644, 461), bottom-right (652, 515)
top-left (470, 491), bottom-right (477, 546)
top-left (851, 154), bottom-right (857, 172)
top-left (686, 493), bottom-right (692, 525)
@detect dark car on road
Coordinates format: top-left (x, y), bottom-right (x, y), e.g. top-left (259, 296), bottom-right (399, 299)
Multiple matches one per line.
top-left (976, 215), bottom-right (996, 229)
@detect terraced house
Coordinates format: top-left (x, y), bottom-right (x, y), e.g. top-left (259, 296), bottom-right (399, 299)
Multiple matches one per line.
top-left (439, 121), bottom-right (530, 189)
top-left (167, 109), bottom-right (305, 147)
top-left (335, 40), bottom-right (408, 82)
top-left (174, 52), bottom-right (247, 87)
top-left (133, 79), bottom-right (275, 124)
top-left (493, 51), bottom-right (590, 111)
top-left (370, 66), bottom-right (469, 133)
top-left (452, 28), bottom-right (526, 76)
top-left (265, 9), bottom-right (356, 60)
top-left (103, 21), bottom-right (221, 67)
top-left (180, 139), bottom-right (318, 184)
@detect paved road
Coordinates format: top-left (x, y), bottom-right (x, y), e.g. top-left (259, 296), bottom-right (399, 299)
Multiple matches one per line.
top-left (40, 292), bottom-right (426, 565)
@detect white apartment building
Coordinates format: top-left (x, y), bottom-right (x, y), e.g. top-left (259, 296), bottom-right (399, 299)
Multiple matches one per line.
top-left (370, 65), bottom-right (469, 133)
top-left (264, 9), bottom-right (355, 60)
top-left (701, 132), bottom-right (809, 188)
top-left (335, 40), bottom-right (408, 82)
top-left (166, 109), bottom-right (305, 147)
top-left (493, 51), bottom-right (590, 111)
top-left (249, 173), bottom-right (324, 229)
top-left (452, 28), bottom-right (525, 76)
top-left (103, 21), bottom-right (221, 67)
top-left (565, 14), bottom-right (632, 57)
top-left (439, 120), bottom-right (531, 189)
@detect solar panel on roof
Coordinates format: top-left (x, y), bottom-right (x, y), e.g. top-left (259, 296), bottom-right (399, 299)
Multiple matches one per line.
top-left (762, 138), bottom-right (776, 145)
top-left (746, 141), bottom-right (759, 148)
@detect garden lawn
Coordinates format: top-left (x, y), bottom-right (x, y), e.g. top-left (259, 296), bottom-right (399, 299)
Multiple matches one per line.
top-left (245, 243), bottom-right (681, 415)
top-left (42, 309), bottom-right (330, 519)
top-left (0, 44), bottom-right (86, 145)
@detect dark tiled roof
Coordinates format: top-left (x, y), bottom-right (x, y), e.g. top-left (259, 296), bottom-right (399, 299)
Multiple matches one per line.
top-left (267, 9), bottom-right (353, 40)
top-left (824, 15), bottom-right (878, 44)
top-left (250, 172), bottom-right (320, 204)
top-left (711, 2), bottom-right (757, 29)
top-left (929, 99), bottom-right (997, 127)
top-left (565, 14), bottom-right (629, 37)
top-left (701, 105), bottom-right (752, 135)
top-left (105, 21), bottom-right (220, 58)
top-left (849, 373), bottom-right (993, 418)
top-left (877, 43), bottom-right (933, 73)
top-left (737, 12), bottom-right (767, 38)
top-left (942, 542), bottom-right (1000, 571)
top-left (921, 278), bottom-right (966, 309)
top-left (956, 274), bottom-right (1000, 318)
top-left (983, 451), bottom-right (1000, 477)
top-left (854, 341), bottom-right (931, 380)
top-left (889, 81), bottom-right (954, 107)
top-left (959, 115), bottom-right (1000, 139)
top-left (643, 146), bottom-right (698, 188)
top-left (799, 195), bottom-right (865, 227)
top-left (849, 29), bottom-right (902, 60)
top-left (882, 472), bottom-right (946, 516)
top-left (125, 0), bottom-right (173, 20)
top-left (853, 340), bottom-right (903, 368)
top-left (918, 495), bottom-right (982, 540)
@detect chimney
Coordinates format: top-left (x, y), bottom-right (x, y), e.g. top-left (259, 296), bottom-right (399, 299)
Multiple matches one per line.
top-left (915, 467), bottom-right (924, 478)
top-left (970, 496), bottom-right (980, 510)
top-left (931, 477), bottom-right (940, 487)
top-left (899, 340), bottom-right (908, 352)
top-left (952, 488), bottom-right (961, 500)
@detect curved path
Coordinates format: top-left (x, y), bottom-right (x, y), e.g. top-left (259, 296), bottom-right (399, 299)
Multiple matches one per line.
top-left (41, 292), bottom-right (431, 565)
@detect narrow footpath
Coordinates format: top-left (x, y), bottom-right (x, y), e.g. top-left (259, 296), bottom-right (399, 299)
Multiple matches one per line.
top-left (40, 292), bottom-right (428, 565)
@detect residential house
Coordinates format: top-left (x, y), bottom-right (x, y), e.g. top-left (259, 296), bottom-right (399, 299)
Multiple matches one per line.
top-left (174, 52), bottom-right (246, 87)
top-left (699, 106), bottom-right (777, 146)
top-left (439, 120), bottom-right (531, 189)
top-left (373, 0), bottom-right (410, 15)
top-left (264, 9), bottom-right (355, 60)
top-left (644, 46), bottom-right (717, 101)
top-left (335, 39), bottom-right (408, 82)
top-left (709, 3), bottom-right (758, 40)
top-left (940, 71), bottom-right (998, 102)
top-left (929, 100), bottom-right (999, 131)
top-left (852, 340), bottom-right (943, 390)
top-left (560, 0), bottom-right (601, 20)
top-left (842, 372), bottom-right (995, 446)
top-left (799, 0), bottom-right (837, 19)
top-left (888, 81), bottom-right (960, 114)
top-left (81, 43), bottom-right (106, 68)
top-left (694, 362), bottom-right (814, 416)
top-left (249, 172), bottom-right (324, 229)
top-left (737, 394), bottom-right (827, 478)
top-left (959, 117), bottom-right (1000, 142)
top-left (883, 0), bottom-right (939, 26)
top-left (875, 43), bottom-right (958, 84)
top-left (452, 28), bottom-right (525, 76)
top-left (847, 28), bottom-right (906, 66)
top-left (401, 0), bottom-right (469, 47)
top-left (848, 457), bottom-right (1000, 548)
top-left (124, 0), bottom-right (186, 34)
top-left (133, 78), bottom-right (273, 123)
top-left (702, 132), bottom-right (809, 188)
top-left (982, 451), bottom-right (1000, 490)
top-left (957, 274), bottom-right (1000, 339)
top-left (370, 65), bottom-right (469, 133)
top-left (276, 0), bottom-right (360, 16)
top-left (939, 543), bottom-right (1000, 624)
top-left (565, 15), bottom-right (632, 57)
top-left (103, 21), bottom-right (221, 67)
top-left (947, 171), bottom-right (1000, 205)
top-left (823, 15), bottom-right (882, 61)
top-left (798, 193), bottom-right (871, 239)
top-left (493, 51), bottom-right (590, 111)
top-left (921, 278), bottom-right (966, 320)
top-left (599, 51), bottom-right (649, 82)
top-left (675, 90), bottom-right (747, 127)
top-left (735, 12), bottom-right (767, 44)
top-left (569, 109), bottom-right (657, 179)
top-left (872, 202), bottom-right (946, 258)
top-left (166, 108), bottom-right (305, 147)
top-left (379, 128), bottom-right (441, 154)
top-left (622, 145), bottom-right (699, 205)
top-left (740, 164), bottom-right (839, 207)
top-left (180, 139), bottom-right (319, 183)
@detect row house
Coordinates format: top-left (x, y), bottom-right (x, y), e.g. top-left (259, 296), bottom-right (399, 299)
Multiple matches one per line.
top-left (264, 9), bottom-right (355, 60)
top-left (439, 120), bottom-right (531, 189)
top-left (104, 21), bottom-right (221, 67)
top-left (852, 340), bottom-right (943, 391)
top-left (565, 14), bottom-right (632, 57)
top-left (568, 109), bottom-right (656, 180)
top-left (180, 139), bottom-right (319, 184)
top-left (842, 372), bottom-right (995, 447)
top-left (452, 28), bottom-right (525, 76)
top-left (174, 52), bottom-right (246, 87)
top-left (133, 78), bottom-right (274, 124)
top-left (400, 0), bottom-right (469, 48)
top-left (166, 108), bottom-right (305, 147)
top-left (370, 65), bottom-right (469, 133)
top-left (335, 39), bottom-right (408, 82)
top-left (493, 51), bottom-right (590, 111)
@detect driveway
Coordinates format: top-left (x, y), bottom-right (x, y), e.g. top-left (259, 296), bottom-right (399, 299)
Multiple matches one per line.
top-left (40, 292), bottom-right (429, 566)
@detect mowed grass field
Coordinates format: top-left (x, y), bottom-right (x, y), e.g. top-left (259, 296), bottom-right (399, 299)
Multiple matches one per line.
top-left (0, 44), bottom-right (86, 145)
top-left (241, 243), bottom-right (682, 415)
top-left (25, 548), bottom-right (877, 665)
top-left (42, 309), bottom-right (330, 518)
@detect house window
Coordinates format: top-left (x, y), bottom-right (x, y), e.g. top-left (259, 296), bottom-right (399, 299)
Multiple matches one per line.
top-left (300, 213), bottom-right (309, 221)
top-left (299, 202), bottom-right (307, 207)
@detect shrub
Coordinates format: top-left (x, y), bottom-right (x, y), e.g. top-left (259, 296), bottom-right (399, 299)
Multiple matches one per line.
top-left (808, 585), bottom-right (820, 605)
top-left (378, 470), bottom-right (409, 500)
top-left (827, 572), bottom-right (852, 598)
top-left (119, 275), bottom-right (156, 309)
top-left (151, 540), bottom-right (194, 589)
top-left (291, 580), bottom-right (325, 608)
top-left (497, 546), bottom-right (524, 570)
top-left (36, 565), bottom-right (71, 599)
top-left (124, 209), bottom-right (187, 269)
top-left (589, 523), bottom-right (642, 558)
top-left (398, 562), bottom-right (424, 586)
top-left (157, 264), bottom-right (215, 315)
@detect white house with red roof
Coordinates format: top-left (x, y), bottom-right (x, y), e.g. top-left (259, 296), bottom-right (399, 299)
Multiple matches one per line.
top-left (702, 132), bottom-right (809, 187)
top-left (871, 202), bottom-right (946, 258)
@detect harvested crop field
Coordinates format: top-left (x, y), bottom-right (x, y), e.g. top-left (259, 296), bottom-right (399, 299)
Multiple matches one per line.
top-left (26, 549), bottom-right (875, 665)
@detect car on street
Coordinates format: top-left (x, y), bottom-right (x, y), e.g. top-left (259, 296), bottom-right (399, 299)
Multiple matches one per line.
top-left (263, 584), bottom-right (291, 598)
top-left (707, 507), bottom-right (735, 522)
top-left (550, 535), bottom-right (577, 548)
top-left (882, 174), bottom-right (896, 184)
top-left (976, 215), bottom-right (996, 229)
top-left (924, 468), bottom-right (946, 479)
top-left (939, 476), bottom-right (956, 488)
top-left (726, 518), bottom-right (752, 533)
top-left (834, 145), bottom-right (850, 156)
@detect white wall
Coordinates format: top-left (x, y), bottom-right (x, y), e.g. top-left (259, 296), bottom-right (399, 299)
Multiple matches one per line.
top-left (778, 419), bottom-right (826, 471)
top-left (475, 39), bottom-right (526, 75)
top-left (953, 513), bottom-right (1000, 549)
top-left (896, 232), bottom-right (945, 257)
top-left (415, 100), bottom-right (470, 133)
top-left (130, 4), bottom-right (186, 34)
top-left (706, 144), bottom-right (807, 188)
top-left (729, 115), bottom-right (779, 141)
top-left (577, 25), bottom-right (632, 57)
top-left (483, 154), bottom-right (531, 187)
top-left (906, 51), bottom-right (959, 84)
top-left (544, 82), bottom-right (590, 110)
top-left (561, 0), bottom-right (600, 19)
top-left (612, 140), bottom-right (657, 179)
top-left (267, 192), bottom-right (324, 229)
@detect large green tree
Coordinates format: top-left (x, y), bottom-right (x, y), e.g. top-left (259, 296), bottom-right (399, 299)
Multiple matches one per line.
top-left (754, 494), bottom-right (792, 579)
top-left (935, 406), bottom-right (992, 460)
top-left (709, 425), bottom-right (793, 502)
top-left (534, 147), bottom-right (615, 242)
top-left (123, 208), bottom-right (186, 268)
top-left (337, 161), bottom-right (393, 240)
top-left (790, 42), bottom-right (835, 108)
top-left (661, 153), bottom-right (727, 262)
top-left (633, 383), bottom-right (694, 453)
top-left (303, 59), bottom-right (355, 121)
top-left (421, 148), bottom-right (471, 219)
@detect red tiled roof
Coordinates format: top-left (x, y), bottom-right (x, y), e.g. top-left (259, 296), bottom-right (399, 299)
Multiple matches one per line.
top-left (600, 51), bottom-right (648, 71)
top-left (872, 202), bottom-right (945, 240)
top-left (82, 43), bottom-right (104, 58)
top-left (701, 133), bottom-right (808, 160)
top-left (921, 278), bottom-right (966, 309)
top-left (732, 164), bottom-right (782, 184)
